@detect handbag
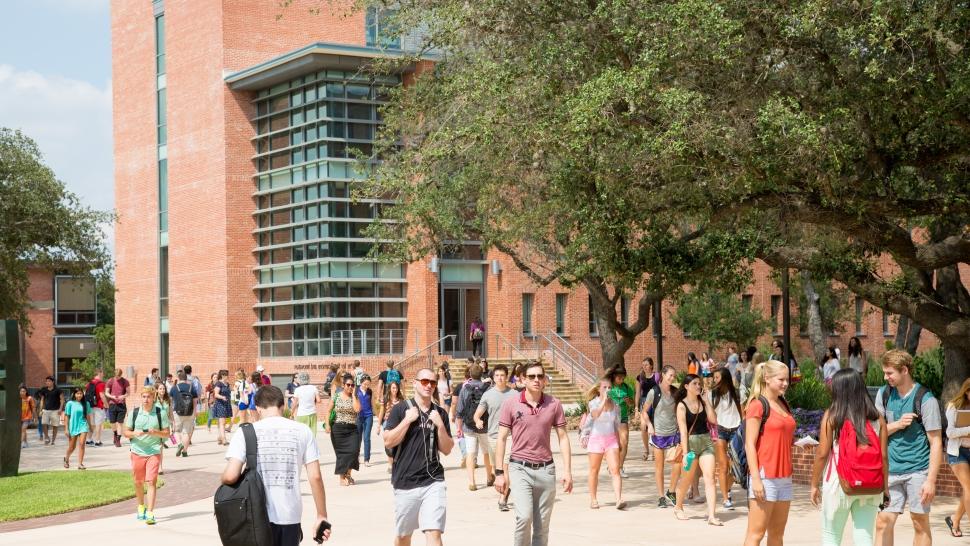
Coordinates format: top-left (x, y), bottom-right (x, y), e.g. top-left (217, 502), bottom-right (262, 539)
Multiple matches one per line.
top-left (578, 411), bottom-right (592, 449)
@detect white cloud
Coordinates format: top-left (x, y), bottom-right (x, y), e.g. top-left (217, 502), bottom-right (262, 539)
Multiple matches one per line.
top-left (0, 64), bottom-right (114, 253)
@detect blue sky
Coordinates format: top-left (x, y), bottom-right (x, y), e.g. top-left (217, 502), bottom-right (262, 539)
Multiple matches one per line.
top-left (0, 0), bottom-right (113, 246)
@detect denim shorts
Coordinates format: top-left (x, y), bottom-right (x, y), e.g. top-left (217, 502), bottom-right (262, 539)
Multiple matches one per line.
top-left (948, 446), bottom-right (970, 466)
top-left (717, 425), bottom-right (739, 442)
top-left (748, 474), bottom-right (793, 502)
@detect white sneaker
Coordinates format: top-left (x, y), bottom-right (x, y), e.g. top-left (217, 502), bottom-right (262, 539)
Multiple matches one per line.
top-left (619, 467), bottom-right (629, 478)
top-left (21, 441), bottom-right (28, 448)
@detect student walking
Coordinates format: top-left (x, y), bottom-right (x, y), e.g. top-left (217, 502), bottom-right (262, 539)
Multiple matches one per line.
top-left (326, 374), bottom-right (361, 486)
top-left (383, 368), bottom-right (454, 546)
top-left (469, 316), bottom-right (485, 358)
top-left (635, 357), bottom-right (659, 461)
top-left (106, 368), bottom-right (130, 448)
top-left (436, 364), bottom-right (453, 409)
top-left (846, 337), bottom-right (868, 378)
top-left (809, 368), bottom-right (888, 545)
top-left (673, 374), bottom-right (720, 525)
top-left (170, 371), bottom-right (198, 457)
top-left (235, 370), bottom-right (252, 424)
top-left (205, 373), bottom-right (219, 432)
top-left (221, 385), bottom-right (332, 545)
top-left (63, 387), bottom-right (90, 469)
top-left (709, 368), bottom-right (742, 509)
top-left (380, 381), bottom-right (407, 475)
top-left (293, 372), bottom-right (320, 432)
top-left (822, 347), bottom-right (841, 383)
top-left (85, 369), bottom-right (107, 446)
top-left (584, 378), bottom-right (625, 510)
top-left (37, 376), bottom-right (64, 446)
top-left (154, 382), bottom-right (174, 473)
top-left (474, 364), bottom-right (517, 511)
top-left (124, 385), bottom-right (170, 525)
top-left (357, 376), bottom-right (375, 467)
top-left (743, 360), bottom-right (796, 546)
top-left (873, 349), bottom-right (943, 546)
top-left (944, 377), bottom-right (970, 537)
top-left (493, 362), bottom-right (573, 546)
top-left (607, 367), bottom-right (634, 478)
top-left (455, 364), bottom-right (494, 490)
top-left (20, 386), bottom-right (35, 448)
top-left (211, 371), bottom-right (233, 446)
top-left (641, 365), bottom-right (683, 508)
top-left (285, 373), bottom-right (300, 411)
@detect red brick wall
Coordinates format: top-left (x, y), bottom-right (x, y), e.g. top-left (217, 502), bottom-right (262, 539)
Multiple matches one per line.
top-left (791, 445), bottom-right (963, 498)
top-left (22, 269), bottom-right (54, 388)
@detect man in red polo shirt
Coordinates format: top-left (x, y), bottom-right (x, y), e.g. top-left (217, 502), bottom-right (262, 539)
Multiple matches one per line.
top-left (493, 362), bottom-right (572, 546)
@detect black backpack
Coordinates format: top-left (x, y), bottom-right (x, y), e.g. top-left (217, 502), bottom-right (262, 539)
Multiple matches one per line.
top-left (214, 423), bottom-right (273, 546)
top-left (84, 381), bottom-right (99, 408)
top-left (174, 383), bottom-right (194, 416)
top-left (879, 385), bottom-right (947, 436)
top-left (461, 383), bottom-right (489, 434)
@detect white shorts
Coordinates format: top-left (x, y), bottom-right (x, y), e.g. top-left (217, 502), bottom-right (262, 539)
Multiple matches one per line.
top-left (394, 481), bottom-right (447, 536)
top-left (463, 431), bottom-right (493, 459)
top-left (487, 435), bottom-right (512, 465)
top-left (91, 408), bottom-right (106, 428)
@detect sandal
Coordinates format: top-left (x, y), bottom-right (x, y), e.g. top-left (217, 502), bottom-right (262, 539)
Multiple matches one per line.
top-left (708, 518), bottom-right (724, 526)
top-left (590, 500), bottom-right (600, 509)
top-left (946, 516), bottom-right (963, 537)
top-left (339, 477), bottom-right (349, 487)
top-left (63, 457), bottom-right (69, 469)
top-left (674, 509), bottom-right (688, 520)
top-left (616, 500), bottom-right (627, 510)
top-left (78, 464), bottom-right (86, 470)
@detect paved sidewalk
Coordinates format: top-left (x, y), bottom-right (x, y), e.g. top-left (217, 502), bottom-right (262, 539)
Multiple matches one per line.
top-left (3, 425), bottom-right (959, 544)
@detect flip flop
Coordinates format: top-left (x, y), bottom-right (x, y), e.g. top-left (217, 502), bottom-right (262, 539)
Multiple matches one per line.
top-left (616, 501), bottom-right (627, 510)
top-left (946, 516), bottom-right (963, 537)
top-left (708, 518), bottom-right (724, 526)
top-left (63, 457), bottom-right (69, 469)
top-left (78, 464), bottom-right (86, 470)
top-left (674, 509), bottom-right (688, 520)
top-left (590, 501), bottom-right (600, 509)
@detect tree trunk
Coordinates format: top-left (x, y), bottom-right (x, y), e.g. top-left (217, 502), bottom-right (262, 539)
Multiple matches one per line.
top-left (594, 313), bottom-right (631, 371)
top-left (800, 271), bottom-right (827, 362)
top-left (905, 322), bottom-right (922, 355)
top-left (894, 315), bottom-right (910, 351)
top-left (0, 320), bottom-right (24, 477)
top-left (942, 341), bottom-right (970, 402)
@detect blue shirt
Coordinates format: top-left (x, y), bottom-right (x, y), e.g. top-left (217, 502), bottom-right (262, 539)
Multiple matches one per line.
top-left (357, 388), bottom-right (373, 418)
top-left (876, 383), bottom-right (942, 474)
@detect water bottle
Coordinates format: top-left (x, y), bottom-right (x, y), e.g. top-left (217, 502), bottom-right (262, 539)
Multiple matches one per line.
top-left (683, 450), bottom-right (696, 472)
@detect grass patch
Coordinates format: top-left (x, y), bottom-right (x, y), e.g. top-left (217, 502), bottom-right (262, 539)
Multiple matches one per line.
top-left (0, 470), bottom-right (155, 522)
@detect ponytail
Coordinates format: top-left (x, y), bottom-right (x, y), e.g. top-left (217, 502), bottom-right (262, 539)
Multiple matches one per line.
top-left (746, 360), bottom-right (788, 407)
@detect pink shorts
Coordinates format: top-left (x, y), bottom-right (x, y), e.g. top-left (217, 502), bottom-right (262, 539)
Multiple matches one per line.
top-left (131, 453), bottom-right (161, 482)
top-left (586, 433), bottom-right (619, 454)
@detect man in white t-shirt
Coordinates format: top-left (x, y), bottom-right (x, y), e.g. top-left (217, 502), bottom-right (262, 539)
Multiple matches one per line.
top-left (293, 372), bottom-right (320, 432)
top-left (221, 385), bottom-right (331, 545)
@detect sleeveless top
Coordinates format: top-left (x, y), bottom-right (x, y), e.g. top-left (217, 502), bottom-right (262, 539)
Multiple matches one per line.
top-left (334, 393), bottom-right (358, 425)
top-left (682, 399), bottom-right (710, 435)
top-left (848, 353), bottom-right (865, 373)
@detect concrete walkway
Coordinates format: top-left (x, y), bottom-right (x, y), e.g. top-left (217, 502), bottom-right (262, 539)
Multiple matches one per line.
top-left (3, 424), bottom-right (960, 545)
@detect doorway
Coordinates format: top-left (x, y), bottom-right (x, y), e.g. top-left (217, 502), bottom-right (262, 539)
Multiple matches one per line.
top-left (440, 286), bottom-right (483, 357)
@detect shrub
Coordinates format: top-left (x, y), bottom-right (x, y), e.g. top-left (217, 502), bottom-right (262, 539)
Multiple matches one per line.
top-left (786, 363), bottom-right (831, 411)
top-left (912, 346), bottom-right (945, 397)
top-left (865, 356), bottom-right (886, 387)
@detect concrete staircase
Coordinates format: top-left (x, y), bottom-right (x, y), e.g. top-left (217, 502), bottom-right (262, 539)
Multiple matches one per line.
top-left (406, 358), bottom-right (586, 405)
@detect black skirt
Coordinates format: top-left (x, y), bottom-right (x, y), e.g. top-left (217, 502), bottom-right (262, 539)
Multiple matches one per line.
top-left (331, 422), bottom-right (361, 475)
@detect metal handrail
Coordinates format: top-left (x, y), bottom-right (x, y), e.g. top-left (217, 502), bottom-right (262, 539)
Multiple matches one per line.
top-left (548, 330), bottom-right (599, 371)
top-left (537, 331), bottom-right (598, 389)
top-left (395, 334), bottom-right (456, 370)
top-left (492, 332), bottom-right (534, 362)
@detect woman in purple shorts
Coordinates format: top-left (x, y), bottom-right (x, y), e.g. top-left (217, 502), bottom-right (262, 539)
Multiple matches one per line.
top-left (641, 365), bottom-right (683, 508)
top-left (585, 377), bottom-right (626, 510)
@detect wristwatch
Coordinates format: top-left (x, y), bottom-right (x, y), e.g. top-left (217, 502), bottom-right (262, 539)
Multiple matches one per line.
top-left (494, 469), bottom-right (504, 476)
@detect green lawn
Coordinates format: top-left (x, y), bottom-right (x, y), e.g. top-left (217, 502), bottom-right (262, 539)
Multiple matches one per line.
top-left (0, 470), bottom-right (156, 522)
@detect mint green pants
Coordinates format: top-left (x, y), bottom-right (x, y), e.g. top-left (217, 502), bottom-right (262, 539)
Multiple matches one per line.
top-left (821, 496), bottom-right (879, 545)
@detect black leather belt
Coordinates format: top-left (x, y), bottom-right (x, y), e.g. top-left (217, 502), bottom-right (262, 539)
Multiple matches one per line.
top-left (510, 458), bottom-right (554, 469)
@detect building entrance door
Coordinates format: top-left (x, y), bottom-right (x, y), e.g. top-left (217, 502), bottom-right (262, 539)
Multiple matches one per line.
top-left (440, 286), bottom-right (483, 357)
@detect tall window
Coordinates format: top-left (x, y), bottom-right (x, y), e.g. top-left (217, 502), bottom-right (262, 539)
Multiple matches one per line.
top-left (855, 297), bottom-right (865, 335)
top-left (522, 293), bottom-right (534, 335)
top-left (741, 294), bottom-right (753, 309)
top-left (588, 294), bottom-right (598, 335)
top-left (771, 295), bottom-right (782, 335)
top-left (620, 297), bottom-right (631, 328)
top-left (883, 311), bottom-right (893, 337)
top-left (555, 294), bottom-right (567, 335)
top-left (365, 7), bottom-right (401, 49)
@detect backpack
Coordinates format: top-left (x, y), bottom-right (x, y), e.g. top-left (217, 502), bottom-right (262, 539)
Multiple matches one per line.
top-left (645, 384), bottom-right (662, 424)
top-left (878, 385), bottom-right (946, 435)
top-left (830, 419), bottom-right (884, 495)
top-left (213, 423), bottom-right (273, 546)
top-left (460, 383), bottom-right (489, 434)
top-left (130, 406), bottom-right (163, 431)
top-left (84, 380), bottom-right (99, 408)
top-left (728, 396), bottom-right (790, 490)
top-left (174, 384), bottom-right (194, 416)
top-left (386, 368), bottom-right (402, 386)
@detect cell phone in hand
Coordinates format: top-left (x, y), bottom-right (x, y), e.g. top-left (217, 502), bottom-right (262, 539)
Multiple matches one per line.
top-left (314, 520), bottom-right (332, 543)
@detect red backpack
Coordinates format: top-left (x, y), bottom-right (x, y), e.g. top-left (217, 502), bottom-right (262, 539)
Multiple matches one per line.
top-left (829, 419), bottom-right (884, 495)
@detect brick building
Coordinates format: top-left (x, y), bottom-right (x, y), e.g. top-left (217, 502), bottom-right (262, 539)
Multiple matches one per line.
top-left (112, 0), bottom-right (938, 387)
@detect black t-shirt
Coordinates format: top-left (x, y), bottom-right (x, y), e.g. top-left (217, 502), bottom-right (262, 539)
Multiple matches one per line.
top-left (378, 370), bottom-right (388, 384)
top-left (37, 387), bottom-right (63, 411)
top-left (637, 373), bottom-right (658, 399)
top-left (385, 399), bottom-right (451, 490)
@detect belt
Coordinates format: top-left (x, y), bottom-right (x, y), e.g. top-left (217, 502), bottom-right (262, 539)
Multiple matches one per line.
top-left (510, 458), bottom-right (554, 469)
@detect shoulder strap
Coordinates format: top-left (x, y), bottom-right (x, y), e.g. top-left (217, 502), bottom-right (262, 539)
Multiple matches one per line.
top-left (130, 407), bottom-right (139, 430)
top-left (240, 423), bottom-right (258, 470)
top-left (913, 385), bottom-right (930, 421)
top-left (758, 396), bottom-right (770, 436)
top-left (154, 407), bottom-right (162, 428)
top-left (682, 400), bottom-right (701, 436)
top-left (879, 385), bottom-right (890, 409)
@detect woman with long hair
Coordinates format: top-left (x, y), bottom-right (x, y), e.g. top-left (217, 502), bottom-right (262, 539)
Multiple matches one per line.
top-left (357, 375), bottom-right (375, 467)
top-left (211, 371), bottom-right (233, 445)
top-left (379, 380), bottom-right (406, 474)
top-left (233, 369), bottom-right (249, 424)
top-left (608, 366), bottom-right (634, 478)
top-left (743, 360), bottom-right (796, 546)
top-left (735, 349), bottom-right (755, 400)
top-left (686, 352), bottom-right (700, 376)
top-left (20, 386), bottom-right (35, 449)
top-left (944, 378), bottom-right (970, 537)
top-left (437, 363), bottom-right (453, 408)
top-left (585, 377), bottom-right (626, 510)
top-left (809, 368), bottom-right (888, 545)
top-left (325, 373), bottom-right (361, 486)
top-left (641, 365), bottom-right (683, 508)
top-left (709, 368), bottom-right (742, 509)
top-left (63, 387), bottom-right (90, 469)
top-left (846, 336), bottom-right (867, 378)
top-left (672, 374), bottom-right (720, 524)
top-left (822, 346), bottom-right (841, 383)
top-left (636, 357), bottom-right (659, 461)
top-left (154, 382), bottom-right (174, 474)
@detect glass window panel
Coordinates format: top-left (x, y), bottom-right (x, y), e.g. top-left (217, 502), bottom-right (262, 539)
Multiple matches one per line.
top-left (331, 262), bottom-right (348, 278)
top-left (349, 262), bottom-right (373, 278)
top-left (440, 264), bottom-right (483, 282)
top-left (347, 103), bottom-right (372, 120)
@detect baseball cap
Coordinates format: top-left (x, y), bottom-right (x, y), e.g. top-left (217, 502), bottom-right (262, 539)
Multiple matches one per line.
top-left (256, 365), bottom-right (265, 372)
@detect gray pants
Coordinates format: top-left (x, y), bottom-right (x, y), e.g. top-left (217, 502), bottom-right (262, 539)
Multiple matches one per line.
top-left (509, 463), bottom-right (557, 546)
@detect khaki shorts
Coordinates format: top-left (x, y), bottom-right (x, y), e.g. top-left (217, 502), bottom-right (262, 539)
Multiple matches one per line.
top-left (487, 435), bottom-right (512, 465)
top-left (394, 481), bottom-right (447, 536)
top-left (41, 409), bottom-right (60, 427)
top-left (175, 415), bottom-right (195, 435)
top-left (463, 431), bottom-right (493, 459)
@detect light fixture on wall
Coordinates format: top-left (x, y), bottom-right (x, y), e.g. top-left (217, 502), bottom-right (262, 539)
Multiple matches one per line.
top-left (491, 260), bottom-right (502, 276)
top-left (429, 257), bottom-right (439, 273)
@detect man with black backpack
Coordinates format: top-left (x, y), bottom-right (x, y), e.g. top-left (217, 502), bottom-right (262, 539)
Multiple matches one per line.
top-left (123, 385), bottom-right (171, 525)
top-left (455, 364), bottom-right (493, 491)
top-left (169, 371), bottom-right (199, 457)
top-left (84, 368), bottom-right (107, 447)
top-left (874, 349), bottom-right (943, 546)
top-left (221, 385), bottom-right (331, 545)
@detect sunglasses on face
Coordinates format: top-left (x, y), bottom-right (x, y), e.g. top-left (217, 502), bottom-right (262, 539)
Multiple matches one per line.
top-left (526, 373), bottom-right (545, 380)
top-left (343, 383), bottom-right (354, 387)
top-left (416, 378), bottom-right (435, 387)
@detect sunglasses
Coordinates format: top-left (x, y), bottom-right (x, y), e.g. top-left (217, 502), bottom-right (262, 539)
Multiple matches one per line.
top-left (526, 373), bottom-right (545, 380)
top-left (343, 383), bottom-right (354, 387)
top-left (416, 378), bottom-right (436, 387)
